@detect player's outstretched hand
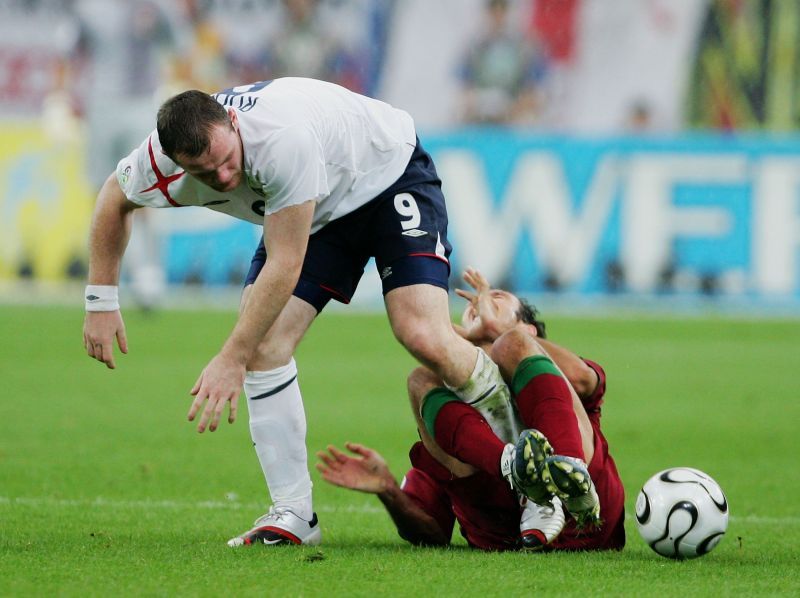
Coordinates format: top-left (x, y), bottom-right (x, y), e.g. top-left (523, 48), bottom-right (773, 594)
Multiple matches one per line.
top-left (455, 266), bottom-right (505, 341)
top-left (316, 442), bottom-right (393, 494)
top-left (188, 353), bottom-right (244, 433)
top-left (83, 311), bottom-right (128, 369)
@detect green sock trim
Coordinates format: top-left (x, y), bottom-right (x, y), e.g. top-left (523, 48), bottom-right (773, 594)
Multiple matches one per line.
top-left (511, 355), bottom-right (561, 396)
top-left (420, 387), bottom-right (461, 437)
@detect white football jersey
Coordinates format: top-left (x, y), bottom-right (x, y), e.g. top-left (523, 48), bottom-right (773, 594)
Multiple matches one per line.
top-left (116, 78), bottom-right (416, 233)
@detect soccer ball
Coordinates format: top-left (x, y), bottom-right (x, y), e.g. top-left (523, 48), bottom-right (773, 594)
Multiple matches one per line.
top-left (635, 467), bottom-right (729, 559)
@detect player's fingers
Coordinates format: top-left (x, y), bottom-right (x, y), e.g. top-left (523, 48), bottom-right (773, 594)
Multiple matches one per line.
top-left (117, 327), bottom-right (128, 354)
top-left (228, 395), bottom-right (238, 424)
top-left (317, 451), bottom-right (336, 467)
top-left (317, 451), bottom-right (339, 470)
top-left (187, 391), bottom-right (205, 421)
top-left (316, 466), bottom-right (340, 486)
top-left (197, 396), bottom-right (216, 433)
top-left (103, 343), bottom-right (116, 369)
top-left (190, 372), bottom-right (204, 397)
top-left (94, 342), bottom-right (115, 369)
top-left (455, 289), bottom-right (476, 302)
top-left (210, 393), bottom-right (233, 432)
top-left (462, 268), bottom-right (476, 285)
top-left (86, 335), bottom-right (96, 358)
top-left (328, 445), bottom-right (349, 463)
top-left (345, 442), bottom-right (370, 457)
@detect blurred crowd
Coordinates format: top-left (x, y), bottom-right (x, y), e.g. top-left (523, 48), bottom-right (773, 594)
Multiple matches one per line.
top-left (4, 0), bottom-right (796, 135)
top-left (2, 0), bottom-right (798, 297)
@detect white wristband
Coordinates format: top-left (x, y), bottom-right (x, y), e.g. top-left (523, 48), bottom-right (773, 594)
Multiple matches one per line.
top-left (85, 285), bottom-right (120, 312)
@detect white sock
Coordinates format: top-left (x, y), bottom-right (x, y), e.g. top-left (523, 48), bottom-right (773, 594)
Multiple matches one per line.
top-left (447, 347), bottom-right (522, 443)
top-left (245, 358), bottom-right (313, 520)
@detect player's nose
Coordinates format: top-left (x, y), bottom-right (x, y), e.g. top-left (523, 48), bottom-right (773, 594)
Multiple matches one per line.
top-left (216, 167), bottom-right (235, 187)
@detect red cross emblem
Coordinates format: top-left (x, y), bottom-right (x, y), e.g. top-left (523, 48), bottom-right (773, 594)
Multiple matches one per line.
top-left (139, 136), bottom-right (185, 206)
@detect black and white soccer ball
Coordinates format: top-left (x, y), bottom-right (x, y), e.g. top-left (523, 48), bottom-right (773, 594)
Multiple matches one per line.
top-left (635, 467), bottom-right (729, 559)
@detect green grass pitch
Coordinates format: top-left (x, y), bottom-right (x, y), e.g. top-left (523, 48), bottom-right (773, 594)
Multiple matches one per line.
top-left (1, 304), bottom-right (799, 595)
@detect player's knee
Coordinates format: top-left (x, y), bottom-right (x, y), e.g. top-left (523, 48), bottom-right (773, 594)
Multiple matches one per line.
top-left (407, 367), bottom-right (440, 411)
top-left (398, 327), bottom-right (449, 367)
top-left (248, 337), bottom-right (294, 371)
top-left (490, 328), bottom-right (543, 380)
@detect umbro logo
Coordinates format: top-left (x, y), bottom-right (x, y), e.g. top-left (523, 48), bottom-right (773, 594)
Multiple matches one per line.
top-left (86, 295), bottom-right (100, 301)
top-left (401, 229), bottom-right (428, 237)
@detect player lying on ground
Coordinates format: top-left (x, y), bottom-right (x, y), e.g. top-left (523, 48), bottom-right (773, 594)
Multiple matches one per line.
top-left (317, 270), bottom-right (625, 551)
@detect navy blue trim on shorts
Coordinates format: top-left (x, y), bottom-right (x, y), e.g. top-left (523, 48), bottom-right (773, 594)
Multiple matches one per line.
top-left (380, 255), bottom-right (450, 295)
top-left (243, 137), bottom-right (452, 313)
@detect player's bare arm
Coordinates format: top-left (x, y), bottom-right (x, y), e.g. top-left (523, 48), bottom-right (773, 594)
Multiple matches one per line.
top-left (317, 442), bottom-right (450, 546)
top-left (188, 200), bottom-right (315, 433)
top-left (83, 173), bottom-right (141, 369)
top-left (535, 338), bottom-right (600, 399)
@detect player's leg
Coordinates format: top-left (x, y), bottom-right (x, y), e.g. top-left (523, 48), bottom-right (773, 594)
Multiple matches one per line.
top-left (491, 328), bottom-right (600, 526)
top-left (492, 329), bottom-right (593, 462)
top-left (229, 234), bottom-right (359, 547)
top-left (359, 139), bottom-right (522, 441)
top-left (230, 218), bottom-right (374, 547)
top-left (408, 366), bottom-right (485, 478)
top-left (228, 293), bottom-right (322, 547)
top-left (410, 366), bottom-right (550, 502)
top-left (387, 283), bottom-right (478, 388)
top-left (410, 366), bottom-right (566, 548)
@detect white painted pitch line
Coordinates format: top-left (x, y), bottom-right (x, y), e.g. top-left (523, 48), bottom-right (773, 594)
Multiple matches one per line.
top-left (0, 495), bottom-right (384, 515)
top-left (0, 496), bottom-right (796, 525)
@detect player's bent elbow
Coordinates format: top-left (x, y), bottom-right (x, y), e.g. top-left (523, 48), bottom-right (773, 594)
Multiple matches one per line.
top-left (563, 360), bottom-right (599, 399)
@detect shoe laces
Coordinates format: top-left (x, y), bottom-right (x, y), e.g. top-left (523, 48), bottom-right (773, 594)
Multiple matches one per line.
top-left (253, 506), bottom-right (292, 527)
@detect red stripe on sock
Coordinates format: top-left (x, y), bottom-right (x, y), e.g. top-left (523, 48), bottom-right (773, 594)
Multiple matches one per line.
top-left (516, 373), bottom-right (585, 460)
top-left (433, 402), bottom-right (506, 476)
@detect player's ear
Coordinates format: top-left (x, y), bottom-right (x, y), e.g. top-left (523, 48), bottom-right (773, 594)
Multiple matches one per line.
top-left (228, 108), bottom-right (239, 130)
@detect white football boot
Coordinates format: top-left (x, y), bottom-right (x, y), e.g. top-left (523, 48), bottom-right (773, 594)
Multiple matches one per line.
top-left (227, 506), bottom-right (321, 547)
top-left (519, 496), bottom-right (566, 550)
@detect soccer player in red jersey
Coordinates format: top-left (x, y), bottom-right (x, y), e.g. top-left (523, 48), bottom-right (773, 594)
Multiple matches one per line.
top-left (317, 269), bottom-right (625, 551)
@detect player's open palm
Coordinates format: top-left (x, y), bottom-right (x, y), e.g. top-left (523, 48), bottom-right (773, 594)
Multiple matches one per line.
top-left (83, 310), bottom-right (128, 369)
top-left (316, 442), bottom-right (392, 494)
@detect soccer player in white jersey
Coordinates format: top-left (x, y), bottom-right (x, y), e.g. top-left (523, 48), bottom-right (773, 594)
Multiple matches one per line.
top-left (82, 78), bottom-right (519, 547)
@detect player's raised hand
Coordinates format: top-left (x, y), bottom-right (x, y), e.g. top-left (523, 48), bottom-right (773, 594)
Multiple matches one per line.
top-left (462, 266), bottom-right (491, 296)
top-left (456, 267), bottom-right (506, 342)
top-left (83, 311), bottom-right (128, 369)
top-left (316, 442), bottom-right (392, 494)
top-left (188, 353), bottom-right (244, 433)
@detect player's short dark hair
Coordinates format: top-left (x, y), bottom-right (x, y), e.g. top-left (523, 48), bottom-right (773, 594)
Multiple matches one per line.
top-left (516, 297), bottom-right (547, 339)
top-left (157, 90), bottom-right (230, 161)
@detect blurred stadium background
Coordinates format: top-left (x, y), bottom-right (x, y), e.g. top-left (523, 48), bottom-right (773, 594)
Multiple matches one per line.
top-left (2, 0), bottom-right (799, 313)
top-left (3, 2), bottom-right (800, 592)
